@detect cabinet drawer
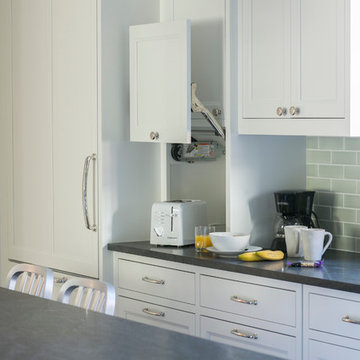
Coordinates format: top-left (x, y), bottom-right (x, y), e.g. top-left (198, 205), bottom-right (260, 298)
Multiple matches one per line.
top-left (308, 339), bottom-right (360, 360)
top-left (117, 259), bottom-right (195, 304)
top-left (308, 292), bottom-right (360, 341)
top-left (117, 296), bottom-right (195, 335)
top-left (200, 275), bottom-right (296, 327)
top-left (200, 316), bottom-right (296, 360)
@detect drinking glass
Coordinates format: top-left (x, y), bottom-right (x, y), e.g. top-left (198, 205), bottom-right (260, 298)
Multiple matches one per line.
top-left (195, 225), bottom-right (215, 252)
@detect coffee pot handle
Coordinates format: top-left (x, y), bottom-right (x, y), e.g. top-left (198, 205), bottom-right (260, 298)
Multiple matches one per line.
top-left (321, 232), bottom-right (333, 256)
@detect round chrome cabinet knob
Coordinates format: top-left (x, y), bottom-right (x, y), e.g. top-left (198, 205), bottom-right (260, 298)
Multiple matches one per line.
top-left (290, 106), bottom-right (300, 116)
top-left (276, 107), bottom-right (287, 117)
top-left (150, 131), bottom-right (159, 141)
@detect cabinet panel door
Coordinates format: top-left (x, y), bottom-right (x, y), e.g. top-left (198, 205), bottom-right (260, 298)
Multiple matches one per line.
top-left (52, 0), bottom-right (98, 277)
top-left (130, 20), bottom-right (191, 144)
top-left (117, 259), bottom-right (195, 304)
top-left (308, 340), bottom-right (360, 360)
top-left (10, 0), bottom-right (99, 278)
top-left (11, 0), bottom-right (53, 262)
top-left (200, 275), bottom-right (296, 327)
top-left (242, 0), bottom-right (291, 119)
top-left (201, 316), bottom-right (296, 360)
top-left (117, 296), bottom-right (195, 335)
top-left (291, 0), bottom-right (345, 118)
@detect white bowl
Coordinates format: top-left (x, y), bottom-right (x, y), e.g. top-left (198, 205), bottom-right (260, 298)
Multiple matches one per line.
top-left (210, 232), bottom-right (250, 252)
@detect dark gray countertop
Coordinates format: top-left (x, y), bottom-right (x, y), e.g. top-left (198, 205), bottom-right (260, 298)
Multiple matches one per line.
top-left (108, 241), bottom-right (360, 294)
top-left (0, 287), bottom-right (280, 360)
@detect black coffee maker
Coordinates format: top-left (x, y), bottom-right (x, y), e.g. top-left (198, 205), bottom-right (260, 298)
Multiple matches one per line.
top-left (271, 190), bottom-right (319, 252)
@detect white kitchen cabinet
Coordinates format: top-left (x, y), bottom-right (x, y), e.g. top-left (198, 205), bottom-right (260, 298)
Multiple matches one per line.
top-left (117, 297), bottom-right (196, 335)
top-left (113, 252), bottom-right (302, 359)
top-left (308, 340), bottom-right (360, 359)
top-left (130, 20), bottom-right (191, 144)
top-left (201, 316), bottom-right (297, 359)
top-left (199, 272), bottom-right (301, 360)
top-left (9, 0), bottom-right (98, 277)
top-left (239, 0), bottom-right (346, 136)
top-left (114, 253), bottom-right (197, 335)
top-left (117, 258), bottom-right (196, 304)
top-left (0, 0), bottom-right (161, 282)
top-left (200, 274), bottom-right (296, 327)
top-left (303, 285), bottom-right (360, 359)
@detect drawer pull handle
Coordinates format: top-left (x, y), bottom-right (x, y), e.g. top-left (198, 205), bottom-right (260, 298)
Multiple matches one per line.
top-left (142, 308), bottom-right (165, 317)
top-left (231, 296), bottom-right (258, 306)
top-left (231, 329), bottom-right (258, 340)
top-left (342, 315), bottom-right (360, 325)
top-left (142, 276), bottom-right (165, 285)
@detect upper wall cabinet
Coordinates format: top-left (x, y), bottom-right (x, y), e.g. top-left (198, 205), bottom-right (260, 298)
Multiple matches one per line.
top-left (238, 0), bottom-right (351, 136)
top-left (130, 20), bottom-right (191, 144)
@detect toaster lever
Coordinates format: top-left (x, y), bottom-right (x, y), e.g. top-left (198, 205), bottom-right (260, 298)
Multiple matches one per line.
top-left (154, 227), bottom-right (163, 237)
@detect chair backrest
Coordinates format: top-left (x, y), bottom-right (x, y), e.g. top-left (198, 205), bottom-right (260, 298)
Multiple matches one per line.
top-left (57, 277), bottom-right (116, 316)
top-left (6, 263), bottom-right (54, 299)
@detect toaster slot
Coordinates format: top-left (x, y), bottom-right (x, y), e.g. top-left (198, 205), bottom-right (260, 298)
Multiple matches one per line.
top-left (171, 206), bottom-right (174, 232)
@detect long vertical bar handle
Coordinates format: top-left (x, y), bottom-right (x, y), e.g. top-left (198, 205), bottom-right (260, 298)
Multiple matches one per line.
top-left (82, 154), bottom-right (97, 231)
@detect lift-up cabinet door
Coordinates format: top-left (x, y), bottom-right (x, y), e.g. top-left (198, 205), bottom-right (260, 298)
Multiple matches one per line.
top-left (130, 20), bottom-right (191, 144)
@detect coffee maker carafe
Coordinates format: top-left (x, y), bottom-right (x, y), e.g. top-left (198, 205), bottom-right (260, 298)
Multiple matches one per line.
top-left (271, 190), bottom-right (319, 252)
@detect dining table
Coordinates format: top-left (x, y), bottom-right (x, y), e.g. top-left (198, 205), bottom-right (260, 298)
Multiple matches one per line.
top-left (0, 286), bottom-right (282, 360)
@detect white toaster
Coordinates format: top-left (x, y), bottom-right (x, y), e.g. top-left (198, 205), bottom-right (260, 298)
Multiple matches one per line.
top-left (150, 200), bottom-right (207, 246)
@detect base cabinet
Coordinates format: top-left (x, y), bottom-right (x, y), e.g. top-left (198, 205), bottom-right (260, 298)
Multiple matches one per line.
top-left (303, 285), bottom-right (360, 359)
top-left (117, 296), bottom-right (195, 335)
top-left (113, 252), bottom-right (302, 359)
top-left (308, 340), bottom-right (360, 360)
top-left (201, 316), bottom-right (296, 360)
top-left (114, 251), bottom-right (360, 359)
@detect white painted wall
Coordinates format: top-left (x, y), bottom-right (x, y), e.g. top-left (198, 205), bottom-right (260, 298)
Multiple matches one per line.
top-left (162, 0), bottom-right (227, 227)
top-left (101, 0), bottom-right (161, 282)
top-left (0, 0), bottom-right (12, 284)
top-left (225, 0), bottom-right (306, 247)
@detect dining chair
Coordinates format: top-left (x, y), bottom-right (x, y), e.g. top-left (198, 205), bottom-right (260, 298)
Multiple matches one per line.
top-left (57, 277), bottom-right (116, 316)
top-left (6, 263), bottom-right (54, 299)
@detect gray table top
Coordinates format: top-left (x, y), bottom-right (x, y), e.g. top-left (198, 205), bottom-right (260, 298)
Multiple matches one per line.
top-left (108, 241), bottom-right (360, 294)
top-left (0, 287), bottom-right (280, 360)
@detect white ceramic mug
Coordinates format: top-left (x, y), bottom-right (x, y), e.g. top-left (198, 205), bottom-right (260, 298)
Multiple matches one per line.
top-left (284, 225), bottom-right (307, 257)
top-left (300, 228), bottom-right (333, 261)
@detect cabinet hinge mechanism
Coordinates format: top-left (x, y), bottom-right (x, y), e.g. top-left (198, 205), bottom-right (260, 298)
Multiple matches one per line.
top-left (191, 82), bottom-right (225, 140)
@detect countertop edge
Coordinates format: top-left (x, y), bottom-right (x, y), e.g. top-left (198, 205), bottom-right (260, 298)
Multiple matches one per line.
top-left (108, 242), bottom-right (360, 294)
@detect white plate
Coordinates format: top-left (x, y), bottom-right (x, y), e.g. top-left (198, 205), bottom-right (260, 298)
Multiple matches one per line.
top-left (206, 246), bottom-right (263, 257)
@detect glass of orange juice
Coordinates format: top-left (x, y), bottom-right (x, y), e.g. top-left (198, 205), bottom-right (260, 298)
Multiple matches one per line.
top-left (195, 225), bottom-right (215, 252)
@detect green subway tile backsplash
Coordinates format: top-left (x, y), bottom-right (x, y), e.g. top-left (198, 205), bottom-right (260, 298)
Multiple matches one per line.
top-left (306, 137), bottom-right (318, 149)
top-left (344, 166), bottom-right (360, 179)
top-left (332, 208), bottom-right (357, 223)
top-left (319, 137), bottom-right (344, 150)
top-left (332, 151), bottom-right (357, 164)
top-left (318, 192), bottom-right (344, 207)
top-left (345, 138), bottom-right (360, 151)
top-left (307, 150), bottom-right (331, 164)
top-left (344, 195), bottom-right (360, 209)
top-left (306, 164), bottom-right (318, 177)
top-left (331, 179), bottom-right (357, 193)
top-left (306, 137), bottom-right (360, 253)
top-left (318, 165), bottom-right (343, 178)
top-left (344, 223), bottom-right (360, 237)
top-left (306, 178), bottom-right (331, 192)
top-left (331, 236), bottom-right (356, 252)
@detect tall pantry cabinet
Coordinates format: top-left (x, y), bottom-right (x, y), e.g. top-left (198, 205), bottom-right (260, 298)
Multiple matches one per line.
top-left (0, 0), bottom-right (161, 282)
